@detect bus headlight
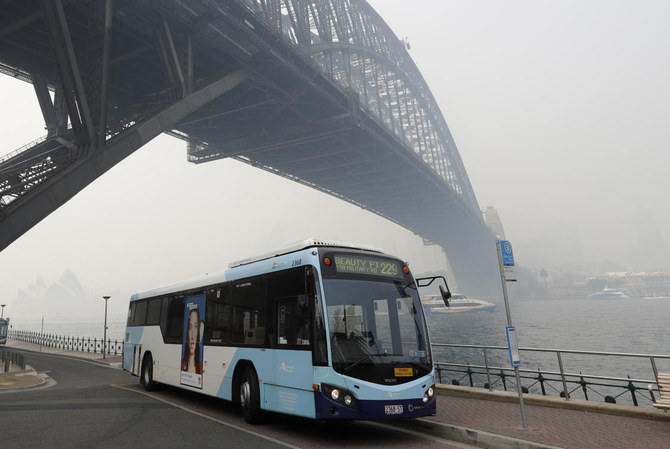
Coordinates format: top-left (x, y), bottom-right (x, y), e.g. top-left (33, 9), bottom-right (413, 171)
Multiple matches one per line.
top-left (423, 385), bottom-right (435, 403)
top-left (321, 383), bottom-right (357, 409)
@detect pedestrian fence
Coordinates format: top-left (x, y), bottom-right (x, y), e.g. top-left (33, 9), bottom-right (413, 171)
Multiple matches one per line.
top-left (1, 349), bottom-right (26, 372)
top-left (432, 343), bottom-right (670, 409)
top-left (8, 330), bottom-right (123, 357)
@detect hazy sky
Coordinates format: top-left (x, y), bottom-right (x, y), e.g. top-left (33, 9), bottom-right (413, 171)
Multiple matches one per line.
top-left (369, 0), bottom-right (670, 271)
top-left (1, 0), bottom-right (669, 321)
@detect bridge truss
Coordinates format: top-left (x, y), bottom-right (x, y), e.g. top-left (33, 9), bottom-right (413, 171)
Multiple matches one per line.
top-left (0, 0), bottom-right (498, 294)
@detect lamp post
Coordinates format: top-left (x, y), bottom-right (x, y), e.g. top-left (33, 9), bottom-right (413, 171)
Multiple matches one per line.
top-left (1, 304), bottom-right (5, 318)
top-left (102, 295), bottom-right (110, 359)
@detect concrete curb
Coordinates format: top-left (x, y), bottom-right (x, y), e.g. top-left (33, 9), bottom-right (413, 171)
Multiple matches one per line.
top-left (419, 419), bottom-right (563, 449)
top-left (0, 366), bottom-right (47, 391)
top-left (386, 414), bottom-right (561, 449)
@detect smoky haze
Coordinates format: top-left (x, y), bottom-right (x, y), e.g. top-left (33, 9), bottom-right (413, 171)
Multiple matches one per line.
top-left (370, 0), bottom-right (670, 272)
top-left (1, 0), bottom-right (669, 323)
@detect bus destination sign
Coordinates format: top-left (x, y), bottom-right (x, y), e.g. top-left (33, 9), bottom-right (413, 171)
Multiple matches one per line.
top-left (334, 254), bottom-right (404, 279)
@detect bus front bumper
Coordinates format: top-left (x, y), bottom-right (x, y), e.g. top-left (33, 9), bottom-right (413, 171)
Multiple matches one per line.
top-left (314, 391), bottom-right (437, 420)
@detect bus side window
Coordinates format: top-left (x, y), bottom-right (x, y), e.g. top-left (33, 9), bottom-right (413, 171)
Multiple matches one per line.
top-left (163, 295), bottom-right (185, 343)
top-left (269, 267), bottom-right (310, 348)
top-left (230, 279), bottom-right (266, 346)
top-left (205, 286), bottom-right (229, 344)
top-left (127, 303), bottom-right (136, 326)
top-left (133, 301), bottom-right (148, 326)
top-left (277, 299), bottom-right (309, 347)
top-left (146, 298), bottom-right (162, 325)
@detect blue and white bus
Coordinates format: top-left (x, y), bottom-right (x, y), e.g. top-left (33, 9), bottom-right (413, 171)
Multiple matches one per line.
top-left (0, 317), bottom-right (8, 345)
top-left (123, 239), bottom-right (437, 423)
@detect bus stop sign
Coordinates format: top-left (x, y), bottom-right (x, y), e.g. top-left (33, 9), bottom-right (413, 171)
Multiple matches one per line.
top-left (500, 240), bottom-right (515, 265)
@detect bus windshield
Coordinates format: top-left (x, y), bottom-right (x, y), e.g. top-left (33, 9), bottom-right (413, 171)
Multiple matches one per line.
top-left (322, 277), bottom-right (431, 379)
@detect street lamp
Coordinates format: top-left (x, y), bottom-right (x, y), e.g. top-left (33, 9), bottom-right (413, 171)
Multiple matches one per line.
top-left (102, 296), bottom-right (110, 359)
top-left (1, 304), bottom-right (5, 319)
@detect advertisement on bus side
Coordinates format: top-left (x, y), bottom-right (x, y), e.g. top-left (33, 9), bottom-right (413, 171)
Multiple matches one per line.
top-left (181, 295), bottom-right (206, 388)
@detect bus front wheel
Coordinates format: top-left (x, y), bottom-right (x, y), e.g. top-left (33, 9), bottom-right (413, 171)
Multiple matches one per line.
top-left (240, 366), bottom-right (264, 424)
top-left (141, 354), bottom-right (157, 391)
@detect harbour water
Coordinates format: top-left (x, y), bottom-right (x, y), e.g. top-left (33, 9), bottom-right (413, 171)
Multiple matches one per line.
top-left (427, 296), bottom-right (669, 355)
top-left (13, 318), bottom-right (129, 343)
top-left (426, 296), bottom-right (670, 406)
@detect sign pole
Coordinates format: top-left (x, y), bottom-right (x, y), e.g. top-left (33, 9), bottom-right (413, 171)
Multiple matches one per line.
top-left (496, 240), bottom-right (528, 429)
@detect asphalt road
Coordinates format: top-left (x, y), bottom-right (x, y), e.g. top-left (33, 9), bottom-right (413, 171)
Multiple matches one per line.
top-left (1, 350), bottom-right (468, 449)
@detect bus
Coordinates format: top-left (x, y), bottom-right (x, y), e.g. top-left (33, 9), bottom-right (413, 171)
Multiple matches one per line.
top-left (123, 239), bottom-right (438, 423)
top-left (0, 317), bottom-right (9, 345)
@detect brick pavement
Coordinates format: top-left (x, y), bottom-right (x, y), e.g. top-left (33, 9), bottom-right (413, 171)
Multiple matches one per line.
top-left (430, 390), bottom-right (670, 449)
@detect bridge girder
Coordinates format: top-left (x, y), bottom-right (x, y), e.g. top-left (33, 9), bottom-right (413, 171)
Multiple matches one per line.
top-left (0, 0), bottom-right (499, 294)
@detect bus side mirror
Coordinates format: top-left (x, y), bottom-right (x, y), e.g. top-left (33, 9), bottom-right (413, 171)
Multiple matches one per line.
top-left (440, 285), bottom-right (451, 306)
top-left (298, 294), bottom-right (309, 310)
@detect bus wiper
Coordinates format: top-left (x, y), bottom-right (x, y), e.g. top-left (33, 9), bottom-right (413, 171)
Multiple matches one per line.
top-left (343, 354), bottom-right (373, 373)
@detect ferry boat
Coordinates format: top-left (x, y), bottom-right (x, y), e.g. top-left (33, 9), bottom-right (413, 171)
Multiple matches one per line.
top-left (587, 287), bottom-right (631, 300)
top-left (422, 294), bottom-right (496, 314)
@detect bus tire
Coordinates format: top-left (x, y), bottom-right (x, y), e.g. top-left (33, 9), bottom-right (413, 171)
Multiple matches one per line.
top-left (141, 354), bottom-right (157, 391)
top-left (240, 366), bottom-right (264, 424)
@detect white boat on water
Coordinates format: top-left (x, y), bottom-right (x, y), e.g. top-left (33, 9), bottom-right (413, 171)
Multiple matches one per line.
top-left (587, 287), bottom-right (631, 300)
top-left (422, 294), bottom-right (496, 314)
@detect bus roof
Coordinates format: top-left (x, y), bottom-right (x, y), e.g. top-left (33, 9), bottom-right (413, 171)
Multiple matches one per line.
top-left (132, 239), bottom-right (385, 301)
top-left (228, 238), bottom-right (384, 268)
top-left (134, 269), bottom-right (228, 300)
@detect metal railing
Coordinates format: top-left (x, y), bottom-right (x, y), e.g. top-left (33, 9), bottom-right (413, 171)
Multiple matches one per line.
top-left (0, 135), bottom-right (48, 166)
top-left (8, 330), bottom-right (123, 357)
top-left (432, 343), bottom-right (670, 408)
top-left (1, 349), bottom-right (26, 372)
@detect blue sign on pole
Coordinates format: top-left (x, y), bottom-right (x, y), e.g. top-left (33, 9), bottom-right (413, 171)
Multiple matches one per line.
top-left (499, 240), bottom-right (515, 266)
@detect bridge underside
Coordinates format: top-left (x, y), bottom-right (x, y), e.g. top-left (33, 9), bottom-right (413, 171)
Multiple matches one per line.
top-left (182, 88), bottom-right (499, 293)
top-left (0, 0), bottom-right (499, 295)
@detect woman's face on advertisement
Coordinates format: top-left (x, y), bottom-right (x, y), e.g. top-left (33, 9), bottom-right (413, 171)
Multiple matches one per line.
top-left (188, 310), bottom-right (198, 353)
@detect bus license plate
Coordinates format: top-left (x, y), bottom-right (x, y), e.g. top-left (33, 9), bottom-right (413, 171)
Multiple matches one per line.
top-left (385, 405), bottom-right (403, 415)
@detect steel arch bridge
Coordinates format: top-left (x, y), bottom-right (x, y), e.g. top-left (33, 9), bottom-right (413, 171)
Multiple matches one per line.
top-left (0, 0), bottom-right (498, 294)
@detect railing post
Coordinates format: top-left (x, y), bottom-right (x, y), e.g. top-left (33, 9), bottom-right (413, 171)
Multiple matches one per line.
top-left (537, 370), bottom-right (547, 396)
top-left (483, 348), bottom-right (493, 391)
top-left (467, 367), bottom-right (474, 387)
top-left (557, 351), bottom-right (570, 400)
top-left (650, 356), bottom-right (659, 385)
top-left (579, 374), bottom-right (589, 401)
top-left (627, 376), bottom-right (638, 406)
top-left (500, 369), bottom-right (507, 391)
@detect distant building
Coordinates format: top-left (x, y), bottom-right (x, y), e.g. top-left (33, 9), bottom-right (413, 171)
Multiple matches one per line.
top-left (483, 206), bottom-right (506, 240)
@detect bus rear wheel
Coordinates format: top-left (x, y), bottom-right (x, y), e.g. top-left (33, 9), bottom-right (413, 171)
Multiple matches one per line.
top-left (240, 366), bottom-right (264, 424)
top-left (141, 354), bottom-right (157, 391)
